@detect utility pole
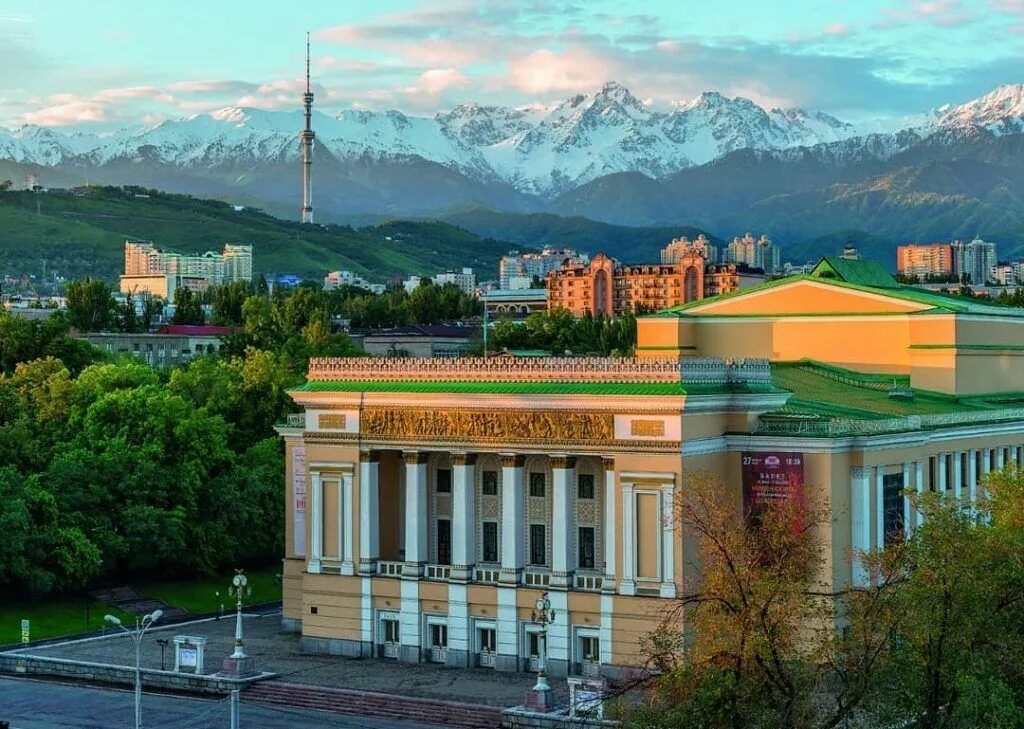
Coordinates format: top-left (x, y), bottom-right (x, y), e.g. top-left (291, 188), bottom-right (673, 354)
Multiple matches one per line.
top-left (230, 689), bottom-right (240, 729)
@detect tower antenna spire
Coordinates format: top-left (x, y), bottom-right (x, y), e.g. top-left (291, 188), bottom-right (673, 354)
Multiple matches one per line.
top-left (300, 32), bottom-right (315, 224)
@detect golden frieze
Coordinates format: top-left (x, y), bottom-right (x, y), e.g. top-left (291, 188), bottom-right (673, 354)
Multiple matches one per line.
top-left (360, 407), bottom-right (614, 443)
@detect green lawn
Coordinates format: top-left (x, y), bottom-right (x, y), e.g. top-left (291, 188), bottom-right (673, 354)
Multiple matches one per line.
top-left (0, 566), bottom-right (282, 646)
top-left (138, 566), bottom-right (282, 614)
top-left (0, 597), bottom-right (134, 647)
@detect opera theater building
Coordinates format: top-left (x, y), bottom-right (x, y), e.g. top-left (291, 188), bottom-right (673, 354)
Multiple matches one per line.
top-left (277, 257), bottom-right (1024, 677)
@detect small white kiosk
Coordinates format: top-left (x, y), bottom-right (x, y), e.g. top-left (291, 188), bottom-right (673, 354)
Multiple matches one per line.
top-left (173, 635), bottom-right (209, 675)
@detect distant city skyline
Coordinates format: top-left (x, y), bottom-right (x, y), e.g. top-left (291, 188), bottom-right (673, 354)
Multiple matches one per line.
top-left (1, 0), bottom-right (1022, 130)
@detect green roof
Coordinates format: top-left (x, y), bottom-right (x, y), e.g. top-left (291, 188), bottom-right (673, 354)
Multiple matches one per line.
top-left (771, 362), bottom-right (971, 419)
top-left (291, 380), bottom-right (686, 396)
top-left (647, 258), bottom-right (1024, 319)
top-left (810, 256), bottom-right (898, 288)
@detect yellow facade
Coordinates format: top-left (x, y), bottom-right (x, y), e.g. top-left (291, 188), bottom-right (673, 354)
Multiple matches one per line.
top-left (278, 259), bottom-right (1024, 678)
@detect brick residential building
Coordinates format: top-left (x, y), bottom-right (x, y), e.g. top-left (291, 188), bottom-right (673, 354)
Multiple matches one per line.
top-left (546, 250), bottom-right (738, 317)
top-left (896, 243), bottom-right (955, 279)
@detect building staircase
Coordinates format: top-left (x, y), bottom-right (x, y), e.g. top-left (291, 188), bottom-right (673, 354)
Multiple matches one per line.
top-left (244, 681), bottom-right (503, 728)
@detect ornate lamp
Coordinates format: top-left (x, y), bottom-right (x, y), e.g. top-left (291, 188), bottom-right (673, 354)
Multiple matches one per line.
top-left (530, 592), bottom-right (556, 693)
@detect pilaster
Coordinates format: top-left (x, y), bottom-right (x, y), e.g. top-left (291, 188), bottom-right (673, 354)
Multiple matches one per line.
top-left (403, 451), bottom-right (429, 578)
top-left (358, 451), bottom-right (380, 576)
top-left (550, 455), bottom-right (576, 589)
top-left (451, 453), bottom-right (477, 582)
top-left (500, 454), bottom-right (525, 585)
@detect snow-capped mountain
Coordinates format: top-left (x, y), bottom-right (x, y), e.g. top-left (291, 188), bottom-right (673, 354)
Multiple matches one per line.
top-left (2, 82), bottom-right (1023, 208)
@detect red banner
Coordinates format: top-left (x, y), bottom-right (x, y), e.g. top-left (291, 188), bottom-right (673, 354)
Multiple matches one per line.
top-left (742, 452), bottom-right (804, 515)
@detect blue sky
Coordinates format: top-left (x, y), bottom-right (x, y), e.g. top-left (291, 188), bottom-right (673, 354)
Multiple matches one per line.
top-left (1, 0), bottom-right (1021, 128)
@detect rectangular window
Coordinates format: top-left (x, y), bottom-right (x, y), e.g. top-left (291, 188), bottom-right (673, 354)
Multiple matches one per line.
top-left (482, 470), bottom-right (498, 496)
top-left (529, 524), bottom-right (546, 566)
top-left (436, 468), bottom-right (452, 493)
top-left (430, 623), bottom-right (448, 648)
top-left (578, 527), bottom-right (596, 570)
top-left (580, 636), bottom-right (600, 662)
top-left (437, 519), bottom-right (451, 565)
top-left (882, 473), bottom-right (905, 545)
top-left (529, 472), bottom-right (546, 498)
top-left (384, 619), bottom-right (400, 643)
top-left (577, 474), bottom-right (595, 500)
top-left (527, 632), bottom-right (540, 657)
top-left (482, 521), bottom-right (499, 563)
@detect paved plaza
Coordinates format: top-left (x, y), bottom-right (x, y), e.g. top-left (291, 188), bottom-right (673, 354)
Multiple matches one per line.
top-left (13, 612), bottom-right (541, 707)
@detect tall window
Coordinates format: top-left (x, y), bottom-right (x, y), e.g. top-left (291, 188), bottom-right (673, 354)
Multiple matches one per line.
top-left (882, 473), bottom-right (905, 545)
top-left (578, 526), bottom-right (596, 570)
top-left (529, 524), bottom-right (546, 566)
top-left (577, 474), bottom-right (595, 500)
top-left (437, 468), bottom-right (452, 493)
top-left (482, 522), bottom-right (499, 562)
top-left (482, 470), bottom-right (498, 496)
top-left (529, 472), bottom-right (546, 498)
top-left (437, 519), bottom-right (451, 564)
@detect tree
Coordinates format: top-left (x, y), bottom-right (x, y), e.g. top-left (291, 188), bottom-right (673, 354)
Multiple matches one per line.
top-left (171, 286), bottom-right (205, 325)
top-left (66, 278), bottom-right (114, 332)
top-left (626, 472), bottom-right (896, 729)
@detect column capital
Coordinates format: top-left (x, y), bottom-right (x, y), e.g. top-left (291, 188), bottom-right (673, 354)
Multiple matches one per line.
top-left (359, 450), bottom-right (380, 464)
top-left (601, 456), bottom-right (615, 469)
top-left (403, 451), bottom-right (429, 465)
top-left (500, 454), bottom-right (525, 468)
top-left (850, 466), bottom-right (871, 480)
top-left (550, 455), bottom-right (576, 470)
top-left (451, 453), bottom-right (477, 467)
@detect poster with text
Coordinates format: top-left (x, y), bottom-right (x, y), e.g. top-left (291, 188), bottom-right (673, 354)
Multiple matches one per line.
top-left (742, 451), bottom-right (804, 516)
top-left (292, 445), bottom-right (307, 556)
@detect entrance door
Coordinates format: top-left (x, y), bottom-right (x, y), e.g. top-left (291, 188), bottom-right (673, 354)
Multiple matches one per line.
top-left (382, 618), bottom-right (400, 659)
top-left (580, 636), bottom-right (600, 677)
top-left (526, 630), bottom-right (541, 671)
top-left (429, 623), bottom-right (448, 663)
top-left (437, 519), bottom-right (452, 565)
top-left (478, 627), bottom-right (496, 668)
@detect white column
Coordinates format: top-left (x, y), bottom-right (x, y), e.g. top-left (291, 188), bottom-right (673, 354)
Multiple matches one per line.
top-left (997, 447), bottom-right (1007, 471)
top-left (952, 451), bottom-right (963, 501)
top-left (968, 449), bottom-right (979, 511)
top-left (448, 582), bottom-right (470, 665)
top-left (451, 453), bottom-right (477, 582)
top-left (551, 455), bottom-right (576, 589)
top-left (660, 481), bottom-right (677, 598)
top-left (850, 467), bottom-right (871, 587)
top-left (602, 458), bottom-right (616, 587)
top-left (915, 460), bottom-right (925, 528)
top-left (358, 452), bottom-right (379, 576)
top-left (937, 453), bottom-right (948, 494)
top-left (496, 584), bottom-right (518, 668)
top-left (874, 467), bottom-right (885, 551)
top-left (500, 454), bottom-right (525, 584)
top-left (547, 590), bottom-right (569, 668)
top-left (620, 483), bottom-right (636, 596)
top-left (341, 471), bottom-right (355, 575)
top-left (309, 470), bottom-right (323, 574)
top-left (599, 593), bottom-right (613, 666)
top-left (902, 463), bottom-right (913, 538)
top-left (360, 576), bottom-right (373, 651)
top-left (403, 451), bottom-right (428, 577)
top-left (399, 577), bottom-right (421, 660)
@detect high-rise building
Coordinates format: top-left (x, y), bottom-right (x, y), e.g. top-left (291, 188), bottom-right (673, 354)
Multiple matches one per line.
top-left (724, 233), bottom-right (780, 273)
top-left (661, 234), bottom-right (717, 265)
top-left (954, 238), bottom-right (997, 285)
top-left (897, 244), bottom-right (955, 280)
top-left (500, 249), bottom-right (586, 290)
top-left (119, 240), bottom-right (252, 299)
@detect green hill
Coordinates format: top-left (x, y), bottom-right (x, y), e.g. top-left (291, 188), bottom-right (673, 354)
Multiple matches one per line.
top-left (0, 186), bottom-right (514, 284)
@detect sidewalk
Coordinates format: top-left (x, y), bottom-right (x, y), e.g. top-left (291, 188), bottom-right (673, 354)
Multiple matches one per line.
top-left (10, 612), bottom-right (540, 707)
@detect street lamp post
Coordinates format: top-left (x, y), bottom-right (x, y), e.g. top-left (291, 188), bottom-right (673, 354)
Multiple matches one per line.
top-left (220, 569), bottom-right (256, 677)
top-left (525, 592), bottom-right (558, 711)
top-left (105, 610), bottom-right (163, 729)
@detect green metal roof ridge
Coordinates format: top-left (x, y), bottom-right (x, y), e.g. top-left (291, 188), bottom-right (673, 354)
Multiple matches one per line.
top-left (812, 257), bottom-right (898, 288)
top-left (643, 267), bottom-right (1024, 319)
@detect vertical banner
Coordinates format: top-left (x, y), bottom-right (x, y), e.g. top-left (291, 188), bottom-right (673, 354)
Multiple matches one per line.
top-left (742, 452), bottom-right (804, 515)
top-left (292, 445), bottom-right (307, 557)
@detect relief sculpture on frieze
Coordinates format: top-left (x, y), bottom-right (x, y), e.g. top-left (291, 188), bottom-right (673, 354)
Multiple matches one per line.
top-left (360, 407), bottom-right (613, 443)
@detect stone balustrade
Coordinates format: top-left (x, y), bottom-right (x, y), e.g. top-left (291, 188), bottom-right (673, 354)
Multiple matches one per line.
top-left (307, 355), bottom-right (774, 388)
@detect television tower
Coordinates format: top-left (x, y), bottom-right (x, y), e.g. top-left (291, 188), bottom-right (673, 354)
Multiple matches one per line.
top-left (300, 33), bottom-right (315, 224)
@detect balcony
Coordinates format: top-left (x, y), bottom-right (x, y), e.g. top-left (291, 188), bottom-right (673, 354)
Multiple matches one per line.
top-left (523, 569), bottom-right (551, 588)
top-left (425, 564), bottom-right (451, 581)
top-left (378, 561), bottom-right (403, 577)
top-left (574, 572), bottom-right (604, 591)
top-left (474, 566), bottom-right (501, 584)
